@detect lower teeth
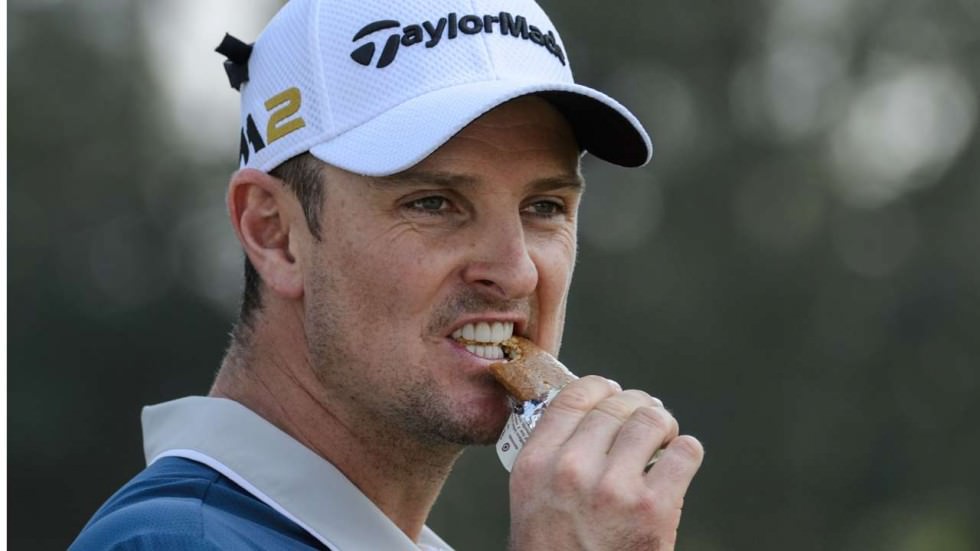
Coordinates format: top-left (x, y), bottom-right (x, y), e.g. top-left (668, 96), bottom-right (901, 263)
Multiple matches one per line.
top-left (464, 343), bottom-right (503, 359)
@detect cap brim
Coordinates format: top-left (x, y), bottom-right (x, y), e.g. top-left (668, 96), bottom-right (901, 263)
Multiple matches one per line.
top-left (310, 80), bottom-right (652, 177)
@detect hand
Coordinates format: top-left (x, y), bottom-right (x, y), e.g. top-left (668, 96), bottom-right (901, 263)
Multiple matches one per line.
top-left (508, 376), bottom-right (704, 550)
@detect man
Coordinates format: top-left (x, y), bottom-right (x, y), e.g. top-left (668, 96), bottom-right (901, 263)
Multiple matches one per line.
top-left (71, 0), bottom-right (703, 549)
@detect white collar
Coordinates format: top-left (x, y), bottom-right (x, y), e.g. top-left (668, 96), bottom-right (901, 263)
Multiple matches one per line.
top-left (142, 396), bottom-right (453, 551)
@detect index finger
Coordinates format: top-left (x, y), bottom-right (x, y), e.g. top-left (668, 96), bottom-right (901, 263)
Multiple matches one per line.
top-left (522, 375), bottom-right (621, 452)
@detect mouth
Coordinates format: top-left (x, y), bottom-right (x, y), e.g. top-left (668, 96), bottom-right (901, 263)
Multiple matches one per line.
top-left (450, 321), bottom-right (517, 361)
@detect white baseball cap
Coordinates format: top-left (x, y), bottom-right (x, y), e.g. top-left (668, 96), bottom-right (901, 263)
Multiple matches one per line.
top-left (218, 0), bottom-right (652, 176)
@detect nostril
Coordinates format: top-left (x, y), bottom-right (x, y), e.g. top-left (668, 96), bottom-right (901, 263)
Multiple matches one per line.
top-left (461, 254), bottom-right (538, 300)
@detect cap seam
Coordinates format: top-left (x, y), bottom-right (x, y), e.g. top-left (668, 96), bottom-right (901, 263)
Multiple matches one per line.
top-left (469, 0), bottom-right (500, 80)
top-left (311, 0), bottom-right (334, 133)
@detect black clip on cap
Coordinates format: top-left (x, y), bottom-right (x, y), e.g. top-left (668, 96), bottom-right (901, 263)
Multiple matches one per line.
top-left (215, 33), bottom-right (254, 91)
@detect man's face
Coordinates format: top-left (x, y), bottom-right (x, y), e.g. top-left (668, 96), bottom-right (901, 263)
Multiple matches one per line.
top-left (299, 96), bottom-right (582, 447)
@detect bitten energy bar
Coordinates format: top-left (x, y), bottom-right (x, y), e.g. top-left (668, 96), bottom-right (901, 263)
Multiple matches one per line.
top-left (489, 336), bottom-right (663, 472)
top-left (489, 336), bottom-right (576, 402)
top-left (489, 337), bottom-right (576, 471)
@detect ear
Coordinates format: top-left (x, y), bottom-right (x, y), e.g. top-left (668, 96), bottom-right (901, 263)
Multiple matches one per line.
top-left (227, 168), bottom-right (304, 301)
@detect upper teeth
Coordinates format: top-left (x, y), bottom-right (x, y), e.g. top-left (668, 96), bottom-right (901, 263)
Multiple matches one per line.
top-left (452, 322), bottom-right (514, 360)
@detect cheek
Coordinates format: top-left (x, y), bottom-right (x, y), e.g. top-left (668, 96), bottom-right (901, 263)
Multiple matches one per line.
top-left (326, 225), bottom-right (455, 319)
top-left (535, 227), bottom-right (577, 289)
top-left (530, 234), bottom-right (577, 347)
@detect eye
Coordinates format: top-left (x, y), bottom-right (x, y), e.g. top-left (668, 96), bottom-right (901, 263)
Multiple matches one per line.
top-left (407, 196), bottom-right (450, 213)
top-left (523, 199), bottom-right (566, 217)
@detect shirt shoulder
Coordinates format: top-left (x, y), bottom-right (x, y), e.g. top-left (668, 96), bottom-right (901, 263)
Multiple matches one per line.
top-left (70, 457), bottom-right (328, 550)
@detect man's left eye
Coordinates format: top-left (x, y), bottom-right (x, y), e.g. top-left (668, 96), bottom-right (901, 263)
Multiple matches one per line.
top-left (524, 200), bottom-right (565, 216)
top-left (409, 196), bottom-right (449, 212)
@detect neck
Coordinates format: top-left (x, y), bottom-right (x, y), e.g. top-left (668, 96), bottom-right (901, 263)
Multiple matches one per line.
top-left (210, 306), bottom-right (461, 542)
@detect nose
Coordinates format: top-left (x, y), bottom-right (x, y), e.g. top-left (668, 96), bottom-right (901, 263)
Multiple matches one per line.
top-left (460, 214), bottom-right (538, 300)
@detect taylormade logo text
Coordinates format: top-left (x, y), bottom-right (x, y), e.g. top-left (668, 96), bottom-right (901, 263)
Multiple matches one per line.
top-left (350, 12), bottom-right (566, 69)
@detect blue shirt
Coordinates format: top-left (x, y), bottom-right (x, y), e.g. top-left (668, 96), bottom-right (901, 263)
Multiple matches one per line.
top-left (70, 397), bottom-right (453, 551)
top-left (70, 457), bottom-right (328, 550)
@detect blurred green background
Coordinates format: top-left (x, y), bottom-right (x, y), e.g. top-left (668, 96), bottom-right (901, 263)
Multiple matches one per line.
top-left (8, 0), bottom-right (980, 549)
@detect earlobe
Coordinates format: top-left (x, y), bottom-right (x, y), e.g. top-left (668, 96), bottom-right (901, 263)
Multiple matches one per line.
top-left (227, 169), bottom-right (305, 300)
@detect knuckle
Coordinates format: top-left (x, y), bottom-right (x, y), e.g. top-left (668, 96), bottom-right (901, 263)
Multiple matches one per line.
top-left (632, 405), bottom-right (676, 434)
top-left (580, 374), bottom-right (612, 387)
top-left (620, 388), bottom-right (652, 402)
top-left (594, 397), bottom-right (635, 422)
top-left (550, 386), bottom-right (593, 414)
top-left (620, 388), bottom-right (665, 409)
top-left (591, 475), bottom-right (627, 509)
top-left (551, 376), bottom-right (612, 413)
top-left (592, 390), bottom-right (667, 423)
top-left (551, 453), bottom-right (590, 493)
top-left (633, 489), bottom-right (682, 526)
top-left (672, 435), bottom-right (705, 462)
top-left (632, 492), bottom-right (661, 517)
top-left (591, 476), bottom-right (658, 516)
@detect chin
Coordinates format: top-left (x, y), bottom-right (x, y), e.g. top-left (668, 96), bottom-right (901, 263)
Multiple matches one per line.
top-left (442, 394), bottom-right (512, 446)
top-left (390, 376), bottom-right (511, 447)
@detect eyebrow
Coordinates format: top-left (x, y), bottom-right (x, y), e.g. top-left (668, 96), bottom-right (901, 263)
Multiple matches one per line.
top-left (373, 170), bottom-right (477, 189)
top-left (373, 170), bottom-right (586, 193)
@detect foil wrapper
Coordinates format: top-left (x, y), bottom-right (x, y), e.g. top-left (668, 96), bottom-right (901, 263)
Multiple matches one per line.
top-left (495, 387), bottom-right (666, 473)
top-left (496, 388), bottom-right (561, 471)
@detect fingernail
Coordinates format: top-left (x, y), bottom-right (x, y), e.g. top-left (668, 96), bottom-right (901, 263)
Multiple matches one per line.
top-left (607, 378), bottom-right (622, 391)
